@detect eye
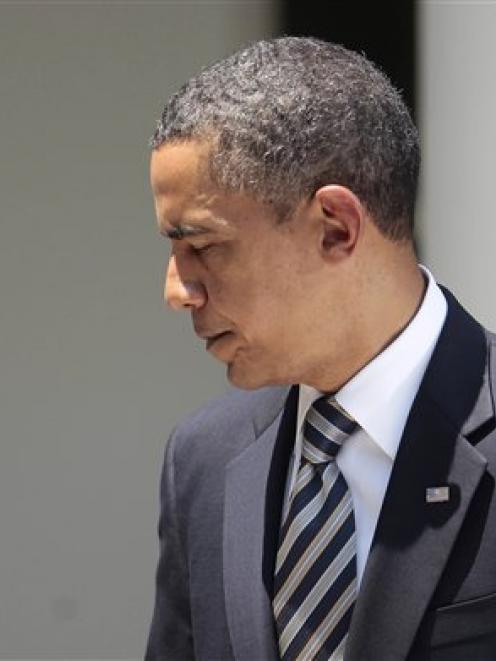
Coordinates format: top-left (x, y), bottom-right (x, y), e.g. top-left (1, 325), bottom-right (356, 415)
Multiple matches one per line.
top-left (191, 243), bottom-right (215, 255)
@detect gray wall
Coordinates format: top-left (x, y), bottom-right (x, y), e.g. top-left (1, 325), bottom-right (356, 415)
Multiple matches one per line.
top-left (0, 2), bottom-right (277, 658)
top-left (417, 0), bottom-right (496, 330)
top-left (3, 1), bottom-right (496, 658)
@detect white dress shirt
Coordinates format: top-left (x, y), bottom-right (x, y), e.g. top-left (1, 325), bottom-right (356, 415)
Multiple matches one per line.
top-left (283, 266), bottom-right (447, 587)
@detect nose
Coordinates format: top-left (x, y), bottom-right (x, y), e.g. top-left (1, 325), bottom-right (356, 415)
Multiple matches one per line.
top-left (164, 254), bottom-right (207, 310)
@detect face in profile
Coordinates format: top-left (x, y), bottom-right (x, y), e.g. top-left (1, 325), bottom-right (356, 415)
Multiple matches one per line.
top-left (150, 140), bottom-right (340, 389)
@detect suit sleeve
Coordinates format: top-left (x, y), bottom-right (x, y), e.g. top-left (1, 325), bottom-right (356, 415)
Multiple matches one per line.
top-left (145, 431), bottom-right (194, 660)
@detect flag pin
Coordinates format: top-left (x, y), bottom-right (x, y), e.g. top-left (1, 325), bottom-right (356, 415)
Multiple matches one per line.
top-left (426, 486), bottom-right (450, 503)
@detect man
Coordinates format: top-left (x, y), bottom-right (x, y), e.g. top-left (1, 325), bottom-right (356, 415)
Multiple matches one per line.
top-left (145, 38), bottom-right (496, 660)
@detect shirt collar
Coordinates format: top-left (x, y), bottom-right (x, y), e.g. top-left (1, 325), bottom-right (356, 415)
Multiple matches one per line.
top-left (297, 265), bottom-right (447, 461)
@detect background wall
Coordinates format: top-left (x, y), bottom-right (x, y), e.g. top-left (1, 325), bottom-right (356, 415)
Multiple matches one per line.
top-left (417, 0), bottom-right (496, 329)
top-left (2, 1), bottom-right (496, 658)
top-left (0, 2), bottom-right (277, 658)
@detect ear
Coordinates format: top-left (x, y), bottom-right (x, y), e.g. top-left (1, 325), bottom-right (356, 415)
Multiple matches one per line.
top-left (314, 185), bottom-right (366, 260)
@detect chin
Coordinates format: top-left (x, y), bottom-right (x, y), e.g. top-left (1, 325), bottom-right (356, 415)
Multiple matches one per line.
top-left (226, 366), bottom-right (265, 390)
top-left (226, 359), bottom-right (289, 391)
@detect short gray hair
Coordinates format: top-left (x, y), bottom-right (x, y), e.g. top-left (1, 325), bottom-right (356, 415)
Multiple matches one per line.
top-left (151, 37), bottom-right (419, 240)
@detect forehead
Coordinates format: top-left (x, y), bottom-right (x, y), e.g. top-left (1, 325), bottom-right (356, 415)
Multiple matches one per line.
top-left (151, 140), bottom-right (223, 232)
top-left (150, 140), bottom-right (281, 234)
top-left (150, 140), bottom-right (212, 198)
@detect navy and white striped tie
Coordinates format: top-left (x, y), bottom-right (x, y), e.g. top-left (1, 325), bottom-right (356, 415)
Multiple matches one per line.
top-left (273, 396), bottom-right (358, 660)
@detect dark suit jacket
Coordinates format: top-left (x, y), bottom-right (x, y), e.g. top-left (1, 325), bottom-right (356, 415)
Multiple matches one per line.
top-left (146, 289), bottom-right (496, 660)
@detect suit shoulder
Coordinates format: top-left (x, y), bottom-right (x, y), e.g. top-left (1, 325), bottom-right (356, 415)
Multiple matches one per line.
top-left (169, 385), bottom-right (291, 464)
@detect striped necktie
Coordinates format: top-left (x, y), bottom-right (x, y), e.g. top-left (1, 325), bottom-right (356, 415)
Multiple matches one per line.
top-left (273, 396), bottom-right (358, 660)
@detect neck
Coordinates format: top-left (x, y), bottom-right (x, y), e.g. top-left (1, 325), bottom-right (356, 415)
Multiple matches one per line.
top-left (307, 242), bottom-right (426, 393)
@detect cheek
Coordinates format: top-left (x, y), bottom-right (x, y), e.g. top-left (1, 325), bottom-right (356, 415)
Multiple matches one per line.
top-left (247, 302), bottom-right (295, 349)
top-left (207, 256), bottom-right (308, 333)
top-left (205, 269), bottom-right (257, 313)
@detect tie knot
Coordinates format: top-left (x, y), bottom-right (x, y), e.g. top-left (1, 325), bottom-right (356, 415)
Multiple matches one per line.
top-left (302, 396), bottom-right (358, 464)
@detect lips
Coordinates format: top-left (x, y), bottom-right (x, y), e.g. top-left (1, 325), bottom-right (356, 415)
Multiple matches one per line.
top-left (205, 331), bottom-right (232, 350)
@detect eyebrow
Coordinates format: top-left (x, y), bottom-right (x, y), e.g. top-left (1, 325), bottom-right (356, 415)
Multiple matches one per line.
top-left (163, 223), bottom-right (212, 240)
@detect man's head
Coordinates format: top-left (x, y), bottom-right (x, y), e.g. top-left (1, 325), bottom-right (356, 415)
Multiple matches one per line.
top-left (152, 37), bottom-right (419, 240)
top-left (150, 37), bottom-right (423, 391)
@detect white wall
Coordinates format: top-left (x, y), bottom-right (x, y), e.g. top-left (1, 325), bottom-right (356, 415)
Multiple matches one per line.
top-left (417, 0), bottom-right (496, 329)
top-left (0, 3), bottom-right (277, 657)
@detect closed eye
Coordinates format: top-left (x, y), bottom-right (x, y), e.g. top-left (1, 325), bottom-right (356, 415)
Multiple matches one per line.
top-left (191, 243), bottom-right (215, 255)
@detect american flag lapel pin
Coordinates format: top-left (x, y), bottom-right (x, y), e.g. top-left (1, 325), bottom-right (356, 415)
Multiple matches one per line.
top-left (426, 486), bottom-right (450, 503)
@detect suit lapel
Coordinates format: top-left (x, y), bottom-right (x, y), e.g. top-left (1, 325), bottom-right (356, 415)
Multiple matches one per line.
top-left (223, 386), bottom-right (297, 661)
top-left (346, 289), bottom-right (494, 660)
top-left (223, 291), bottom-right (495, 661)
